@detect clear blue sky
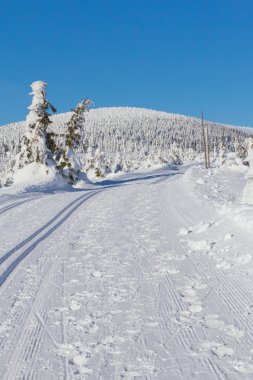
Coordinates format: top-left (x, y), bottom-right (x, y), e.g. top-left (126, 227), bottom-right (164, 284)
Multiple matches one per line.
top-left (0, 0), bottom-right (253, 127)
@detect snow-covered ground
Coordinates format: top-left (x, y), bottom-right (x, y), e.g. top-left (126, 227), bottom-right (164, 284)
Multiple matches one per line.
top-left (0, 165), bottom-right (253, 379)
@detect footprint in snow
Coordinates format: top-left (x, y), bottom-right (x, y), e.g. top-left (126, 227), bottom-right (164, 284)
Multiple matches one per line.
top-left (57, 344), bottom-right (92, 375)
top-left (179, 221), bottom-right (213, 236)
top-left (224, 233), bottom-right (233, 241)
top-left (163, 267), bottom-right (179, 275)
top-left (189, 303), bottom-right (203, 313)
top-left (229, 358), bottom-right (253, 374)
top-left (199, 342), bottom-right (234, 358)
top-left (163, 251), bottom-right (186, 261)
top-left (193, 221), bottom-right (214, 233)
top-left (202, 314), bottom-right (225, 329)
top-left (202, 316), bottom-right (244, 339)
top-left (216, 261), bottom-right (232, 270)
top-left (234, 254), bottom-right (252, 265)
top-left (179, 227), bottom-right (192, 236)
top-left (91, 270), bottom-right (102, 278)
top-left (69, 300), bottom-right (82, 311)
top-left (225, 325), bottom-right (244, 339)
top-left (179, 286), bottom-right (203, 313)
top-left (188, 240), bottom-right (214, 251)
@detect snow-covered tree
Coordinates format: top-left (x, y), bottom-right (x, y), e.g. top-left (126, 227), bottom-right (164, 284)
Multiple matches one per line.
top-left (94, 148), bottom-right (106, 177)
top-left (242, 137), bottom-right (253, 204)
top-left (56, 98), bottom-right (92, 184)
top-left (13, 81), bottom-right (56, 171)
top-left (167, 143), bottom-right (182, 165)
top-left (112, 152), bottom-right (123, 173)
top-left (216, 129), bottom-right (228, 167)
top-left (84, 145), bottom-right (96, 173)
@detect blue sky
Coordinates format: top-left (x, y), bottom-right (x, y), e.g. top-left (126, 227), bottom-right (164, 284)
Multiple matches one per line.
top-left (0, 0), bottom-right (253, 127)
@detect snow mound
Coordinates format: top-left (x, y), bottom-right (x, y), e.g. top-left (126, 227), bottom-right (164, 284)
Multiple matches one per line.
top-left (11, 162), bottom-right (67, 192)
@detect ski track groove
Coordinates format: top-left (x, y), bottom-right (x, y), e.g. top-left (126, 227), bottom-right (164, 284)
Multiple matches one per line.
top-left (0, 197), bottom-right (41, 216)
top-left (0, 192), bottom-right (97, 266)
top-left (138, 176), bottom-right (225, 379)
top-left (3, 262), bottom-right (60, 380)
top-left (0, 190), bottom-right (102, 289)
top-left (166, 175), bottom-right (253, 379)
top-left (163, 176), bottom-right (234, 379)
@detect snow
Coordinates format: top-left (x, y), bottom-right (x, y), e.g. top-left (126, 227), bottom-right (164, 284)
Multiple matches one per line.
top-left (0, 164), bottom-right (253, 379)
top-left (12, 162), bottom-right (67, 192)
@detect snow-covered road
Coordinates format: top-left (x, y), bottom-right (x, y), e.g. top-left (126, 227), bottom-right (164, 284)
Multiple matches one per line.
top-left (0, 166), bottom-right (253, 379)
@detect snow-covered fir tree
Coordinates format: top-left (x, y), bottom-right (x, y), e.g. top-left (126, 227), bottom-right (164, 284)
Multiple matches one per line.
top-left (0, 81), bottom-right (57, 186)
top-left (112, 152), bottom-right (123, 173)
top-left (13, 81), bottom-right (56, 171)
top-left (93, 148), bottom-right (107, 178)
top-left (56, 98), bottom-right (92, 184)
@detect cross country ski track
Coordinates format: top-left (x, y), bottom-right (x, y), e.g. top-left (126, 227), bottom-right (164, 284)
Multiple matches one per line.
top-left (0, 190), bottom-right (103, 288)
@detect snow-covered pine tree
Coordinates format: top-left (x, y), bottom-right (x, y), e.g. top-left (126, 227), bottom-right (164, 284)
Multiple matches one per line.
top-left (13, 81), bottom-right (56, 171)
top-left (56, 98), bottom-right (92, 184)
top-left (242, 137), bottom-right (253, 204)
top-left (84, 145), bottom-right (96, 173)
top-left (234, 135), bottom-right (248, 165)
top-left (112, 152), bottom-right (123, 173)
top-left (94, 148), bottom-right (106, 178)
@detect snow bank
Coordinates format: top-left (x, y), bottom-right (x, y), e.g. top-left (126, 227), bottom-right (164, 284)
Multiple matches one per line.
top-left (183, 164), bottom-right (253, 233)
top-left (11, 162), bottom-right (67, 192)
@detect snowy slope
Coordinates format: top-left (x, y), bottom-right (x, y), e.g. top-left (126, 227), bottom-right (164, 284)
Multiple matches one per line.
top-left (0, 165), bottom-right (253, 379)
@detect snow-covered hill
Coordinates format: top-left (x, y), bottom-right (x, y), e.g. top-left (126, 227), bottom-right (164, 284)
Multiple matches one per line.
top-left (1, 107), bottom-right (252, 171)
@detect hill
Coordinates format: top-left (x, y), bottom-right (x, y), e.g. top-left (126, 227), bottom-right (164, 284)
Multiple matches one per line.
top-left (0, 108), bottom-right (252, 171)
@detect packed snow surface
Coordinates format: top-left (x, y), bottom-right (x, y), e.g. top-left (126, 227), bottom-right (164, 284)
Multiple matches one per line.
top-left (0, 165), bottom-right (253, 379)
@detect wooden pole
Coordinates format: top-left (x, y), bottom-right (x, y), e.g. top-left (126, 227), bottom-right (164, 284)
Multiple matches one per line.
top-left (206, 123), bottom-right (210, 168)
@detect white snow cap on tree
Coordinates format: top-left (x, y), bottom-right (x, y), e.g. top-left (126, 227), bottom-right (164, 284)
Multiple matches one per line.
top-left (26, 81), bottom-right (48, 124)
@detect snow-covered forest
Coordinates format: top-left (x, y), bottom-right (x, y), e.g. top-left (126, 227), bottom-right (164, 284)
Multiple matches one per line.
top-left (1, 104), bottom-right (253, 185)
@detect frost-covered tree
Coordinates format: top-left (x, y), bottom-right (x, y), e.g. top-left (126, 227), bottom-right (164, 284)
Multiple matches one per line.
top-left (94, 148), bottom-right (106, 177)
top-left (56, 98), bottom-right (92, 184)
top-left (235, 138), bottom-right (248, 165)
top-left (13, 81), bottom-right (56, 171)
top-left (84, 145), bottom-right (96, 173)
top-left (112, 152), bottom-right (123, 173)
top-left (242, 137), bottom-right (253, 204)
top-left (167, 142), bottom-right (182, 165)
